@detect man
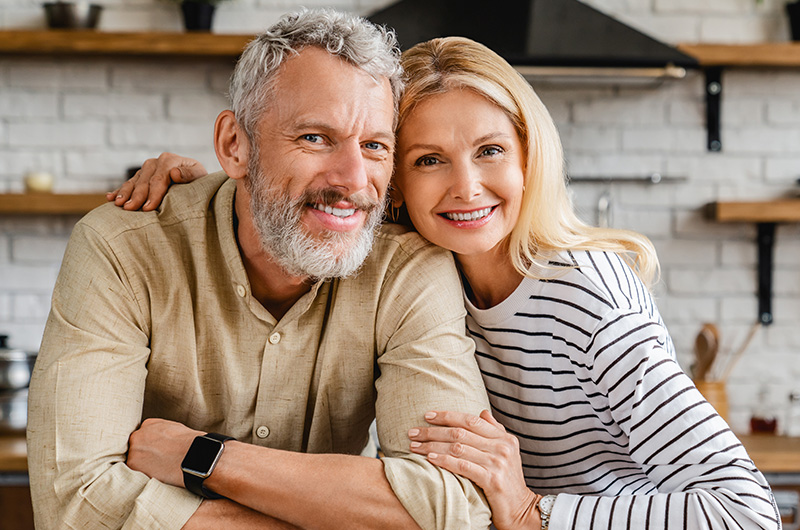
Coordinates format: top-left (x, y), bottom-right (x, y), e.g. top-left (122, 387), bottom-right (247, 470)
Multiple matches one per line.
top-left (27, 9), bottom-right (491, 530)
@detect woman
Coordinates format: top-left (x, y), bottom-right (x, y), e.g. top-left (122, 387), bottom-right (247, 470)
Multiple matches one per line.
top-left (113, 37), bottom-right (779, 530)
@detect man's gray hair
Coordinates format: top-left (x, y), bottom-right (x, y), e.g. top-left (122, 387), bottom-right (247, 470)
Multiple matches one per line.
top-left (230, 8), bottom-right (404, 141)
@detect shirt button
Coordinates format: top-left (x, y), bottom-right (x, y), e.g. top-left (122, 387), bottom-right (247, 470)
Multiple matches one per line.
top-left (269, 332), bottom-right (281, 344)
top-left (236, 284), bottom-right (246, 297)
top-left (256, 425), bottom-right (270, 439)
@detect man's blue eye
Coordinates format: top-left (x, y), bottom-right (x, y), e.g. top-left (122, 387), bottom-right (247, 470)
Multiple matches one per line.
top-left (302, 134), bottom-right (322, 143)
top-left (365, 142), bottom-right (383, 150)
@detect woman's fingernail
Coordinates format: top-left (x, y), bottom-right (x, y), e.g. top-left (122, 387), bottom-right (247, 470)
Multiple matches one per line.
top-left (117, 194), bottom-right (123, 199)
top-left (410, 441), bottom-right (421, 448)
top-left (428, 452), bottom-right (439, 460)
top-left (424, 412), bottom-right (436, 420)
top-left (408, 428), bottom-right (419, 437)
top-left (144, 200), bottom-right (151, 207)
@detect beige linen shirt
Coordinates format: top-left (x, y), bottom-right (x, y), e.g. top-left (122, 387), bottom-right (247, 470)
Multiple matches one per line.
top-left (27, 172), bottom-right (491, 530)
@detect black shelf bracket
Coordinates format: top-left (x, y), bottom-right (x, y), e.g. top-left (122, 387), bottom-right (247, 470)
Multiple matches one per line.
top-left (757, 223), bottom-right (777, 326)
top-left (705, 67), bottom-right (723, 152)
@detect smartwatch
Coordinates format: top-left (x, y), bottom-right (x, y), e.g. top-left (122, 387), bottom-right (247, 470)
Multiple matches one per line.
top-left (180, 432), bottom-right (235, 499)
top-left (539, 494), bottom-right (557, 530)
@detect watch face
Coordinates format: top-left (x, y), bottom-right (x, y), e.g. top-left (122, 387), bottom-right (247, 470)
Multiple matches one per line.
top-left (540, 495), bottom-right (556, 515)
top-left (181, 435), bottom-right (224, 478)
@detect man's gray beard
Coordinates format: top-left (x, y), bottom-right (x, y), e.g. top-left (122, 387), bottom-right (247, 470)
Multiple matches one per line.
top-left (245, 163), bottom-right (385, 280)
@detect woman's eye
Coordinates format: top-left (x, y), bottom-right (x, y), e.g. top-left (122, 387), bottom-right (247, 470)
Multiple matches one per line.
top-left (415, 156), bottom-right (440, 167)
top-left (480, 146), bottom-right (503, 157)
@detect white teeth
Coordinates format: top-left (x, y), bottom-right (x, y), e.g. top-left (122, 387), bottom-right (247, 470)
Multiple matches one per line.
top-left (444, 207), bottom-right (492, 222)
top-left (312, 203), bottom-right (356, 218)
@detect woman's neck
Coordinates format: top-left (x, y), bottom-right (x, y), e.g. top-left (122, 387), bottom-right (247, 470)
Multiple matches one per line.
top-left (455, 247), bottom-right (525, 310)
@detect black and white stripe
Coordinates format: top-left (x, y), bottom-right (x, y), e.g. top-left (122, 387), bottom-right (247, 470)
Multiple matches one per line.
top-left (465, 250), bottom-right (780, 529)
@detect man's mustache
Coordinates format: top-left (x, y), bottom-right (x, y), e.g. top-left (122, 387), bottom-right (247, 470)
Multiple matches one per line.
top-left (301, 188), bottom-right (384, 213)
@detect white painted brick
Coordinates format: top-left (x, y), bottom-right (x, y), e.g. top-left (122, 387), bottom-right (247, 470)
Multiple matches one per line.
top-left (0, 92), bottom-right (58, 118)
top-left (665, 155), bottom-right (761, 183)
top-left (655, 239), bottom-right (717, 266)
top-left (767, 100), bottom-right (800, 125)
top-left (0, 234), bottom-right (8, 263)
top-left (63, 93), bottom-right (164, 119)
top-left (109, 122), bottom-right (212, 148)
top-left (775, 239), bottom-right (800, 266)
top-left (717, 182), bottom-right (796, 200)
top-left (60, 61), bottom-right (110, 90)
top-left (668, 268), bottom-right (754, 295)
top-left (65, 149), bottom-right (161, 180)
top-left (674, 210), bottom-right (755, 238)
top-left (612, 208), bottom-right (672, 237)
top-left (209, 64), bottom-right (234, 94)
top-left (565, 153), bottom-right (663, 178)
top-left (615, 14), bottom-right (700, 44)
top-left (573, 97), bottom-right (667, 126)
top-left (12, 293), bottom-right (52, 321)
top-left (719, 295), bottom-right (757, 322)
top-left (721, 240), bottom-right (756, 267)
top-left (718, 98), bottom-right (765, 126)
top-left (725, 71), bottom-right (800, 96)
top-left (764, 157), bottom-right (800, 184)
top-left (168, 93), bottom-right (229, 121)
top-left (668, 99), bottom-right (704, 126)
top-left (111, 62), bottom-right (209, 91)
top-left (774, 269), bottom-right (800, 295)
top-left (11, 235), bottom-right (69, 262)
top-left (1, 7), bottom-right (44, 30)
top-left (0, 264), bottom-right (59, 292)
top-left (656, 295), bottom-right (717, 323)
top-left (621, 126), bottom-right (706, 153)
top-left (0, 294), bottom-right (9, 321)
top-left (0, 322), bottom-right (47, 352)
top-left (721, 127), bottom-right (800, 154)
top-left (8, 121), bottom-right (106, 148)
top-left (766, 324), bottom-right (800, 348)
top-left (0, 151), bottom-right (64, 181)
top-left (617, 183), bottom-right (679, 208)
top-left (8, 60), bottom-right (108, 90)
top-left (559, 125), bottom-right (620, 153)
top-left (700, 15), bottom-right (788, 44)
top-left (99, 5), bottom-right (182, 32)
top-left (214, 7), bottom-right (284, 33)
top-left (655, 0), bottom-right (749, 15)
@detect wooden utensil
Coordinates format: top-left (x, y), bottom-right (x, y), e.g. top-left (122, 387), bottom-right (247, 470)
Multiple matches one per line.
top-left (693, 323), bottom-right (719, 381)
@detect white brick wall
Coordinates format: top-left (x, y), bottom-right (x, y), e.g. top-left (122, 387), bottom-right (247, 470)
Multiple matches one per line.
top-left (1, 0), bottom-right (799, 433)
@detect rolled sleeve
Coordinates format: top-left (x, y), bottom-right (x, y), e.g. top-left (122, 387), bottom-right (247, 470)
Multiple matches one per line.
top-left (374, 241), bottom-right (492, 530)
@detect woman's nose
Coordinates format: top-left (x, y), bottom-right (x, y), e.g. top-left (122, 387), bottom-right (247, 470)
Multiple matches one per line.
top-left (449, 162), bottom-right (482, 200)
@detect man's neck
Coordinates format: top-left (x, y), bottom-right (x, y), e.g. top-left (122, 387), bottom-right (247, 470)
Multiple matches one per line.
top-left (234, 182), bottom-right (314, 321)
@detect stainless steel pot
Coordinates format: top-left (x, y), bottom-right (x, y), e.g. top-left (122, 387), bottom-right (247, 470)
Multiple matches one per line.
top-left (0, 388), bottom-right (28, 433)
top-left (0, 336), bottom-right (37, 391)
top-left (43, 2), bottom-right (103, 29)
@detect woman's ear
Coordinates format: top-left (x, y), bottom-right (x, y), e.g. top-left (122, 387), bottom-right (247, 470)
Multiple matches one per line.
top-left (214, 110), bottom-right (250, 180)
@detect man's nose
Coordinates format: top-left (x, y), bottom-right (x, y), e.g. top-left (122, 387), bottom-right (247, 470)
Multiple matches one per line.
top-left (327, 141), bottom-right (369, 194)
top-left (449, 161), bottom-right (482, 201)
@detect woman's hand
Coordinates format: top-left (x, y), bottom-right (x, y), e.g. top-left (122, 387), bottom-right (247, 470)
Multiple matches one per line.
top-left (409, 409), bottom-right (540, 530)
top-left (107, 152), bottom-right (207, 211)
top-left (127, 417), bottom-right (204, 487)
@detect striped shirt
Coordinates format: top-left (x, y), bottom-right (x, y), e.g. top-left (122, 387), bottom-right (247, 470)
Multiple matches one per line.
top-left (465, 250), bottom-right (780, 530)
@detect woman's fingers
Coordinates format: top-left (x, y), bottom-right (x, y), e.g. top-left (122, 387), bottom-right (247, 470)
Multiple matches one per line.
top-left (424, 410), bottom-right (505, 438)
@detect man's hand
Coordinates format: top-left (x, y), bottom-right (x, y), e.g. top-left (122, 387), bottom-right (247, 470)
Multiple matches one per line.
top-left (127, 418), bottom-right (204, 487)
top-left (107, 152), bottom-right (207, 211)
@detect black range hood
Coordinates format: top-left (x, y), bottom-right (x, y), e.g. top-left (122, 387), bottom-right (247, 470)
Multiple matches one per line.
top-left (368, 0), bottom-right (698, 79)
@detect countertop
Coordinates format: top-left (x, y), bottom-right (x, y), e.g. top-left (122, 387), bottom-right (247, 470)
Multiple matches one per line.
top-left (2, 432), bottom-right (800, 475)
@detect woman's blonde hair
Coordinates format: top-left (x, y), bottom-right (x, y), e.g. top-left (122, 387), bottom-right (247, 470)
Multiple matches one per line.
top-left (399, 37), bottom-right (659, 287)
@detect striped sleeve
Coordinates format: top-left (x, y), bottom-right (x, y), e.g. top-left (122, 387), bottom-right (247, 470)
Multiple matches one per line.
top-left (551, 308), bottom-right (780, 530)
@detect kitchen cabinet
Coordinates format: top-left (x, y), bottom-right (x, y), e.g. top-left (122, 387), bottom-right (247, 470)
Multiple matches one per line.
top-left (0, 435), bottom-right (32, 530)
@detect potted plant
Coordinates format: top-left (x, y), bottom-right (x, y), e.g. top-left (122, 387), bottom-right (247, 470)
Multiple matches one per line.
top-left (787, 0), bottom-right (800, 40)
top-left (165, 0), bottom-right (229, 32)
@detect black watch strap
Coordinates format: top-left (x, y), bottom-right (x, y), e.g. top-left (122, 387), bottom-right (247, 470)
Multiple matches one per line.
top-left (182, 432), bottom-right (235, 499)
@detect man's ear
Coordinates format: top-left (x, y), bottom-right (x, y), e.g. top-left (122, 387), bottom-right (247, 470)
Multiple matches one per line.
top-left (214, 110), bottom-right (249, 180)
top-left (389, 184), bottom-right (405, 208)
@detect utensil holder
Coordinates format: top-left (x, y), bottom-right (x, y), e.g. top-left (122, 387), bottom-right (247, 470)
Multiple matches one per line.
top-left (694, 380), bottom-right (729, 423)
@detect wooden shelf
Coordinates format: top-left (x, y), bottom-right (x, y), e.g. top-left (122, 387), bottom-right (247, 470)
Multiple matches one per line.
top-left (678, 42), bottom-right (800, 67)
top-left (712, 199), bottom-right (800, 223)
top-left (0, 30), bottom-right (253, 57)
top-left (0, 193), bottom-right (107, 215)
top-left (739, 434), bottom-right (800, 474)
